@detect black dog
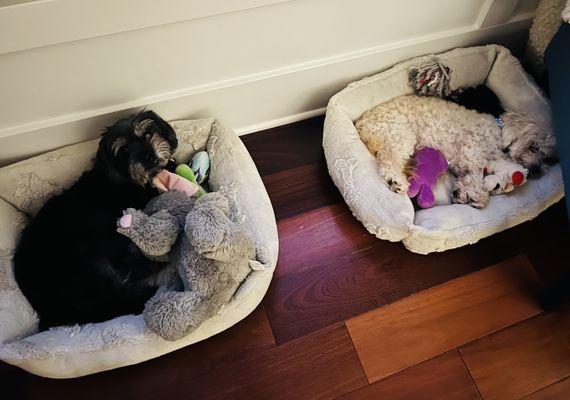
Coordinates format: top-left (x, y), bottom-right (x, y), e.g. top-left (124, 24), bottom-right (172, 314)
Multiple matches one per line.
top-left (14, 111), bottom-right (178, 329)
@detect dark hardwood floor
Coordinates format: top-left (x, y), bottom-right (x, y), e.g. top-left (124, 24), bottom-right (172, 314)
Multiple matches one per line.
top-left (1, 116), bottom-right (569, 400)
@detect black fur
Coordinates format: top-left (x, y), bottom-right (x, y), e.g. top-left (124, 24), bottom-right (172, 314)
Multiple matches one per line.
top-left (449, 85), bottom-right (504, 117)
top-left (14, 111), bottom-right (178, 329)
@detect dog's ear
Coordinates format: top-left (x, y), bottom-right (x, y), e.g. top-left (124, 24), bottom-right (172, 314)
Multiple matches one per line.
top-left (134, 110), bottom-right (178, 151)
top-left (96, 128), bottom-right (128, 183)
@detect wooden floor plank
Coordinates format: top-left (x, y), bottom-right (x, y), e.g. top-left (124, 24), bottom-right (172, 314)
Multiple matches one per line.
top-left (263, 162), bottom-right (342, 220)
top-left (459, 308), bottom-right (570, 400)
top-left (19, 305), bottom-right (276, 400)
top-left (149, 323), bottom-right (367, 400)
top-left (337, 350), bottom-right (481, 400)
top-left (274, 203), bottom-right (376, 279)
top-left (521, 377), bottom-right (570, 400)
top-left (345, 255), bottom-right (544, 383)
top-left (242, 116), bottom-right (325, 176)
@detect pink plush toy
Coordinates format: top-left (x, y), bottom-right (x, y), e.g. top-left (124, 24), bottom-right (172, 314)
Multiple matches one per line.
top-left (407, 147), bottom-right (448, 209)
top-left (152, 170), bottom-right (200, 197)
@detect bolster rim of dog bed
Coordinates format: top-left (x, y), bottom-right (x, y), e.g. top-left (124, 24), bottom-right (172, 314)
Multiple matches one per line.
top-left (323, 44), bottom-right (564, 254)
top-left (0, 118), bottom-right (279, 378)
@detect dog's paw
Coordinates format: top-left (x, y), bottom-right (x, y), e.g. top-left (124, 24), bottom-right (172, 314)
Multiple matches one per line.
top-left (452, 188), bottom-right (489, 209)
top-left (384, 173), bottom-right (409, 194)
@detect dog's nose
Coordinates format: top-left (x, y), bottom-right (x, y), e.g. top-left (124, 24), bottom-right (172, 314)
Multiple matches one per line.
top-left (145, 155), bottom-right (158, 168)
top-left (528, 164), bottom-right (542, 176)
top-left (166, 159), bottom-right (177, 172)
top-left (543, 156), bottom-right (558, 166)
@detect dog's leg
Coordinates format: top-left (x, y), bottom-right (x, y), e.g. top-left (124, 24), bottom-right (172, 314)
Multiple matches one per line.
top-left (375, 137), bottom-right (416, 194)
top-left (356, 113), bottom-right (416, 194)
top-left (447, 136), bottom-right (491, 208)
top-left (452, 172), bottom-right (489, 208)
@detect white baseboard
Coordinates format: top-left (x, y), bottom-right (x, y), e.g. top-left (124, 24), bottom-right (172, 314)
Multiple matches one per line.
top-left (0, 15), bottom-right (532, 166)
top-left (235, 108), bottom-right (327, 136)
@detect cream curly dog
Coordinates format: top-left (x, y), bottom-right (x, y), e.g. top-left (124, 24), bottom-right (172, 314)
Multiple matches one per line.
top-left (356, 95), bottom-right (556, 208)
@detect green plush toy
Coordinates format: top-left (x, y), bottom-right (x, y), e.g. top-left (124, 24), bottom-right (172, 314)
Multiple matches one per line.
top-left (175, 164), bottom-right (207, 198)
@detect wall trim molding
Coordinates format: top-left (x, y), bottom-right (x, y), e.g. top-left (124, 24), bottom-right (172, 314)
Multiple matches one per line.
top-left (0, 11), bottom-right (534, 165)
top-left (235, 107), bottom-right (327, 136)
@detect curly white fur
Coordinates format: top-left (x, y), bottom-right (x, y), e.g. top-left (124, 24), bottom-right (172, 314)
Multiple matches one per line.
top-left (356, 95), bottom-right (555, 208)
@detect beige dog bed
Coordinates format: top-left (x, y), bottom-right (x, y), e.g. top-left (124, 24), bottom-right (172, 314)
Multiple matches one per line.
top-left (0, 118), bottom-right (278, 378)
top-left (323, 45), bottom-right (564, 254)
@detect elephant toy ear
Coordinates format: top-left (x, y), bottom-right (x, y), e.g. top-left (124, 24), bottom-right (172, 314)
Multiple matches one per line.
top-left (185, 203), bottom-right (227, 258)
top-left (197, 192), bottom-right (230, 216)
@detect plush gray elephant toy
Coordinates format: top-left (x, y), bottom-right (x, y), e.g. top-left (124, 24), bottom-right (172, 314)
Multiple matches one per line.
top-left (117, 190), bottom-right (265, 341)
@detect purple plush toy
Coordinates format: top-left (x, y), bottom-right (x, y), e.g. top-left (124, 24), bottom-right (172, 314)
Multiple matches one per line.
top-left (407, 147), bottom-right (448, 209)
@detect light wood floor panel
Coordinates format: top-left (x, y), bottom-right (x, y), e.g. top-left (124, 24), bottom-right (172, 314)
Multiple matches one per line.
top-left (346, 255), bottom-right (544, 383)
top-left (460, 309), bottom-right (570, 400)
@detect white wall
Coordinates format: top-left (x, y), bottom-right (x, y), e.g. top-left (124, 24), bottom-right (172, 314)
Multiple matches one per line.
top-left (0, 0), bottom-right (538, 165)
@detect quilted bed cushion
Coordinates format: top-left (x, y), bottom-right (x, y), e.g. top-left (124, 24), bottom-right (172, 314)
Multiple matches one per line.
top-left (0, 118), bottom-right (278, 378)
top-left (323, 45), bottom-right (564, 254)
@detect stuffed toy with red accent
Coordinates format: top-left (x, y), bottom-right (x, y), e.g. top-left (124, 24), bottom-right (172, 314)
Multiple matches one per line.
top-left (483, 160), bottom-right (528, 195)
